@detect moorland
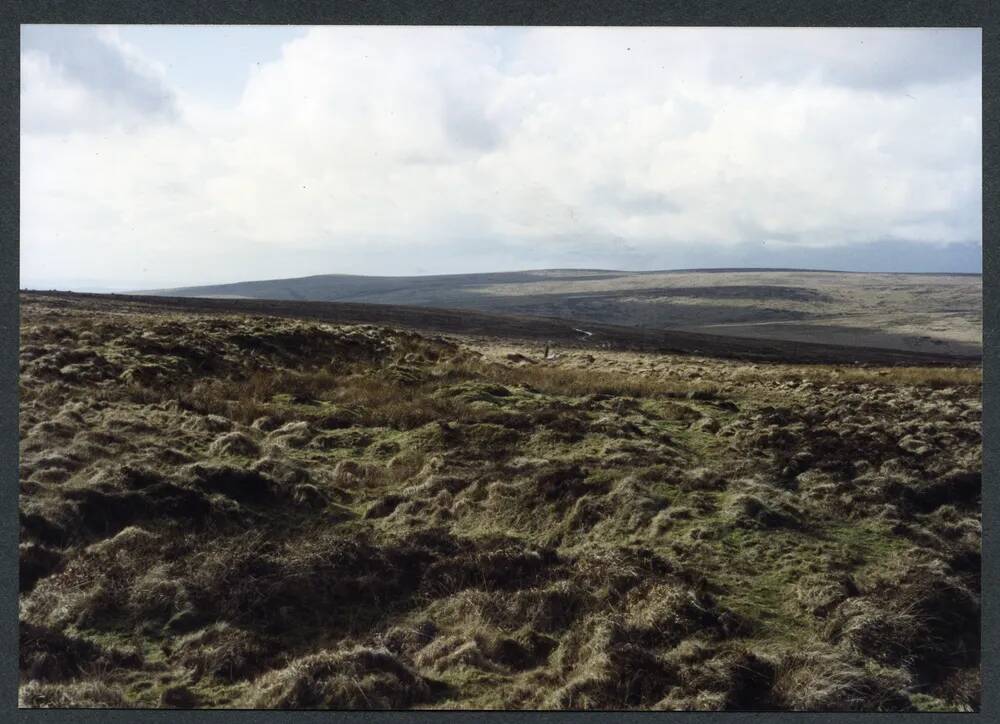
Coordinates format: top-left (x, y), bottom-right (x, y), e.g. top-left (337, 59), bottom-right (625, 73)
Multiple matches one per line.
top-left (145, 268), bottom-right (983, 358)
top-left (18, 291), bottom-right (981, 710)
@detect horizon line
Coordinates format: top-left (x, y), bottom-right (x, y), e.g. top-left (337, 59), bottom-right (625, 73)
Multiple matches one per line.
top-left (136, 266), bottom-right (985, 292)
top-left (17, 265), bottom-right (984, 295)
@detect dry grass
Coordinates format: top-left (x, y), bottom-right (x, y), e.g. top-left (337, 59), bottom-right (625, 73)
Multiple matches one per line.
top-left (451, 358), bottom-right (720, 400)
top-left (17, 294), bottom-right (981, 711)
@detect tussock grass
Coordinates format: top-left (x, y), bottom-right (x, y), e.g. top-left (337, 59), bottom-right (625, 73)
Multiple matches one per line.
top-left (18, 295), bottom-right (981, 711)
top-left (455, 359), bottom-right (722, 400)
top-left (20, 680), bottom-right (130, 708)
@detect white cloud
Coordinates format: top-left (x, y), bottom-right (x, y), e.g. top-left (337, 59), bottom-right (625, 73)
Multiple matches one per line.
top-left (20, 26), bottom-right (981, 287)
top-left (21, 26), bottom-right (178, 134)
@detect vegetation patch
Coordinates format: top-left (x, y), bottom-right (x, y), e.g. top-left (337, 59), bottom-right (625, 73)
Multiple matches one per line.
top-left (18, 295), bottom-right (981, 710)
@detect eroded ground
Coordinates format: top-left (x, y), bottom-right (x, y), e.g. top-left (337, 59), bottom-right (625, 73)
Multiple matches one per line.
top-left (19, 294), bottom-right (981, 710)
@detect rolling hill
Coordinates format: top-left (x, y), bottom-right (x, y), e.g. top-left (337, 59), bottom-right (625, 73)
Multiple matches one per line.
top-left (140, 268), bottom-right (982, 358)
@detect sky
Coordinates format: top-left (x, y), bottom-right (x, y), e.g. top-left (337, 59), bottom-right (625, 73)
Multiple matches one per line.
top-left (20, 25), bottom-right (982, 290)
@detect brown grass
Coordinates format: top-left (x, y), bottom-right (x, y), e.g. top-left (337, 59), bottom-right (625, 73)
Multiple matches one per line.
top-left (17, 296), bottom-right (981, 711)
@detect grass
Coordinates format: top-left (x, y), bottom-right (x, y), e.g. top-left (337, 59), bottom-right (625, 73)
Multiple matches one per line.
top-left (726, 364), bottom-right (982, 389)
top-left (17, 293), bottom-right (982, 711)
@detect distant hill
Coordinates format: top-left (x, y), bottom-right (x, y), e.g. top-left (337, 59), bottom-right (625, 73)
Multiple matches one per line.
top-left (139, 268), bottom-right (982, 357)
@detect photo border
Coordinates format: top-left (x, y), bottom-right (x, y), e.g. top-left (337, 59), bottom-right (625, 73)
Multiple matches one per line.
top-left (2, 1), bottom-right (994, 722)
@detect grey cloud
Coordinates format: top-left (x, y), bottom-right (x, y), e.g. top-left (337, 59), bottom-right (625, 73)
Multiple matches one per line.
top-left (22, 25), bottom-right (178, 130)
top-left (820, 31), bottom-right (981, 92)
top-left (902, 198), bottom-right (982, 239)
top-left (618, 190), bottom-right (681, 216)
top-left (442, 99), bottom-right (502, 151)
top-left (634, 239), bottom-right (982, 274)
top-left (592, 185), bottom-right (682, 216)
top-left (709, 29), bottom-right (980, 92)
top-left (726, 212), bottom-right (807, 247)
top-left (19, 27), bottom-right (982, 287)
top-left (664, 96), bottom-right (713, 138)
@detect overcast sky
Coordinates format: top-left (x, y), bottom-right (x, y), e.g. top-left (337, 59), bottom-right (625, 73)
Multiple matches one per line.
top-left (20, 25), bottom-right (982, 290)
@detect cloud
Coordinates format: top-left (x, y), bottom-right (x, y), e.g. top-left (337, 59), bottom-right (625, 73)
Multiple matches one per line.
top-left (19, 26), bottom-right (981, 287)
top-left (707, 28), bottom-right (981, 92)
top-left (21, 25), bottom-right (177, 133)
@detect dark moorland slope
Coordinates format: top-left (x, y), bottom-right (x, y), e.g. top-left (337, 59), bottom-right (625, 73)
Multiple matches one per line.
top-left (24, 291), bottom-right (980, 368)
top-left (138, 268), bottom-right (983, 358)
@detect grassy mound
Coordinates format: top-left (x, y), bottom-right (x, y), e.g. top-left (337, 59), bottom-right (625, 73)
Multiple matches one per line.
top-left (18, 294), bottom-right (981, 710)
